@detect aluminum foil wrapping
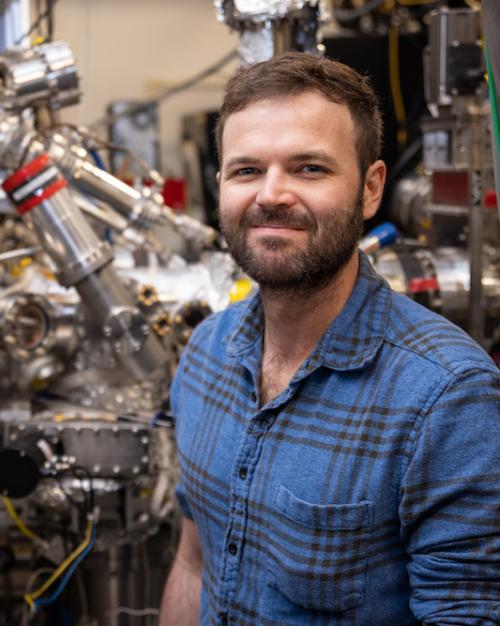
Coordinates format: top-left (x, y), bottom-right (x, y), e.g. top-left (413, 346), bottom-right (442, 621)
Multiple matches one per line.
top-left (215, 0), bottom-right (327, 24)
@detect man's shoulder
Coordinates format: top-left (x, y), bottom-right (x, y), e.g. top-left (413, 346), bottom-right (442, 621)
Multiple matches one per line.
top-left (384, 289), bottom-right (497, 377)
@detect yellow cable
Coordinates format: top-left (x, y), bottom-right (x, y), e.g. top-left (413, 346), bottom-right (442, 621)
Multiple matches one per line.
top-left (24, 519), bottom-right (93, 605)
top-left (397, 0), bottom-right (437, 6)
top-left (388, 23), bottom-right (408, 148)
top-left (1, 497), bottom-right (42, 544)
top-left (25, 595), bottom-right (35, 613)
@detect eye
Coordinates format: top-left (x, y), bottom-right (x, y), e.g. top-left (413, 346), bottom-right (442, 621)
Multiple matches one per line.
top-left (235, 167), bottom-right (259, 177)
top-left (299, 164), bottom-right (326, 174)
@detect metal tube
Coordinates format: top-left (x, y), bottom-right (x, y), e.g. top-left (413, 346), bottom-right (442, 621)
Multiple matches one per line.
top-left (52, 141), bottom-right (216, 247)
top-left (468, 169), bottom-right (484, 343)
top-left (0, 246), bottom-right (40, 263)
top-left (21, 184), bottom-right (112, 286)
top-left (78, 266), bottom-right (168, 380)
top-left (2, 155), bottom-right (169, 379)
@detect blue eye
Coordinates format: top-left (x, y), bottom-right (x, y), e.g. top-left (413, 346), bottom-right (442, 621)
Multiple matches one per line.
top-left (236, 167), bottom-right (258, 176)
top-left (301, 164), bottom-right (324, 174)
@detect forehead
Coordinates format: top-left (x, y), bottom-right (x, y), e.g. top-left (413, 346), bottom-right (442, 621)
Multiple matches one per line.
top-left (221, 91), bottom-right (357, 164)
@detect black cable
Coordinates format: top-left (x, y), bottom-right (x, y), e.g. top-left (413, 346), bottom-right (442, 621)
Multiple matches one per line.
top-left (386, 135), bottom-right (423, 188)
top-left (14, 0), bottom-right (58, 46)
top-left (58, 480), bottom-right (87, 534)
top-left (72, 466), bottom-right (95, 513)
top-left (45, 0), bottom-right (54, 41)
top-left (51, 123), bottom-right (164, 182)
top-left (89, 48), bottom-right (238, 130)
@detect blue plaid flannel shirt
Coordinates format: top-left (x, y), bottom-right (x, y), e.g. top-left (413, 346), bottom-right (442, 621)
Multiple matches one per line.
top-left (172, 253), bottom-right (500, 626)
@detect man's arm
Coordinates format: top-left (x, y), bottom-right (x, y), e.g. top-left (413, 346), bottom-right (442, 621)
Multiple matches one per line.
top-left (400, 367), bottom-right (500, 625)
top-left (159, 517), bottom-right (203, 626)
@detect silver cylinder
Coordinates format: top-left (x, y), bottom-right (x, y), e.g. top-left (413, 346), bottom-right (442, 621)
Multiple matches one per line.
top-left (3, 154), bottom-right (111, 286)
top-left (47, 133), bottom-right (217, 247)
top-left (2, 155), bottom-right (169, 379)
top-left (78, 266), bottom-right (168, 380)
top-left (24, 185), bottom-right (112, 286)
top-left (0, 41), bottom-right (80, 111)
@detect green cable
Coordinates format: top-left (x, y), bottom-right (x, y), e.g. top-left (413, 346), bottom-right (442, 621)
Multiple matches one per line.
top-left (485, 44), bottom-right (500, 161)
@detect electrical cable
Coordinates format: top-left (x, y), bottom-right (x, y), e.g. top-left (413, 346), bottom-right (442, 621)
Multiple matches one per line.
top-left (1, 497), bottom-right (44, 545)
top-left (386, 135), bottom-right (422, 187)
top-left (485, 43), bottom-right (500, 219)
top-left (114, 607), bottom-right (160, 617)
top-left (51, 123), bottom-right (165, 186)
top-left (396, 0), bottom-right (439, 6)
top-left (45, 0), bottom-right (55, 41)
top-left (14, 0), bottom-right (58, 45)
top-left (24, 568), bottom-right (55, 596)
top-left (58, 478), bottom-right (88, 534)
top-left (89, 48), bottom-right (238, 130)
top-left (33, 522), bottom-right (96, 611)
top-left (388, 23), bottom-right (408, 148)
top-left (24, 518), bottom-right (94, 611)
top-left (485, 47), bottom-right (500, 160)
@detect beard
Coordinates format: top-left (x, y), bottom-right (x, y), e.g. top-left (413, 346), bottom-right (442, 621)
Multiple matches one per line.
top-left (219, 185), bottom-right (365, 292)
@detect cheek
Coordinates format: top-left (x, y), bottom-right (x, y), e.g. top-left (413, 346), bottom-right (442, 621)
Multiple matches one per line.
top-left (219, 185), bottom-right (255, 216)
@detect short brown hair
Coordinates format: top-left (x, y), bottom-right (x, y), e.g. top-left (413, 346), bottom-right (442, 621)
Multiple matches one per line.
top-left (216, 51), bottom-right (383, 177)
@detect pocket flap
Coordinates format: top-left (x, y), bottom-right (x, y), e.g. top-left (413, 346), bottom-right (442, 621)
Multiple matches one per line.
top-left (273, 485), bottom-right (372, 531)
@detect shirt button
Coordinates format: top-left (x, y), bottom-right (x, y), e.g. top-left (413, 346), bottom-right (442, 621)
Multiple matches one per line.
top-left (228, 542), bottom-right (238, 555)
top-left (219, 613), bottom-right (228, 626)
top-left (239, 466), bottom-right (248, 480)
top-left (250, 391), bottom-right (257, 403)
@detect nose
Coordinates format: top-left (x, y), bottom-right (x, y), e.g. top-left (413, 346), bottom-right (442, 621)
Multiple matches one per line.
top-left (255, 169), bottom-right (295, 208)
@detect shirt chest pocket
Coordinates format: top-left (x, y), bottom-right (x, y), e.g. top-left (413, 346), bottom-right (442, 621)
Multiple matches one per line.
top-left (265, 485), bottom-right (373, 613)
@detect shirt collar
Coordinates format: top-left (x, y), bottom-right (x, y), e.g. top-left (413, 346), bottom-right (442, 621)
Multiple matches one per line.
top-left (224, 252), bottom-right (391, 372)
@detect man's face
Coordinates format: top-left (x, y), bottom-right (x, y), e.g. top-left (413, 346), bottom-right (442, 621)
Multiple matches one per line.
top-left (218, 91), bottom-right (370, 290)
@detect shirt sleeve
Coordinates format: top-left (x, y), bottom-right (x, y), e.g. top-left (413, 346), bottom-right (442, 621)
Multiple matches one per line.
top-left (170, 350), bottom-right (194, 521)
top-left (399, 366), bottom-right (500, 625)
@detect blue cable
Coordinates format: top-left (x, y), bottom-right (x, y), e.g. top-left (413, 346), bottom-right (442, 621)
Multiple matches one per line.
top-left (34, 523), bottom-right (96, 610)
top-left (88, 149), bottom-right (106, 171)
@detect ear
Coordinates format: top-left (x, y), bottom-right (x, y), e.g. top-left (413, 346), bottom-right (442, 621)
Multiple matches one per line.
top-left (362, 160), bottom-right (386, 221)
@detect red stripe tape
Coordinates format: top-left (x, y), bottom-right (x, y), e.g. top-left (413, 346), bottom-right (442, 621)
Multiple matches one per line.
top-left (408, 277), bottom-right (439, 293)
top-left (2, 154), bottom-right (52, 193)
top-left (17, 178), bottom-right (67, 214)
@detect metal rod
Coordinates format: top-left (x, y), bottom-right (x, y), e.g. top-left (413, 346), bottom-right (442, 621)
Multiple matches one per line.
top-left (0, 246), bottom-right (41, 263)
top-left (468, 168), bottom-right (484, 343)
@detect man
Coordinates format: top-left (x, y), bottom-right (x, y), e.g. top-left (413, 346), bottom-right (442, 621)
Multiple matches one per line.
top-left (160, 53), bottom-right (500, 626)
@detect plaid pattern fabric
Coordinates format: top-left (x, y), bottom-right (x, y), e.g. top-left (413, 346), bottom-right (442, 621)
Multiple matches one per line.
top-left (172, 253), bottom-right (500, 626)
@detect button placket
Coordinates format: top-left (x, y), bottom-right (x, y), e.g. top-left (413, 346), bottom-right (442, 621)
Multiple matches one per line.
top-left (219, 612), bottom-right (228, 626)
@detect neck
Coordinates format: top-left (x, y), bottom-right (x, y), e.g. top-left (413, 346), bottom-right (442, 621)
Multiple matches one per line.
top-left (260, 252), bottom-right (360, 366)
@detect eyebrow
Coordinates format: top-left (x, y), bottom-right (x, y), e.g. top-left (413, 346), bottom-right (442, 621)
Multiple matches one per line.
top-left (223, 150), bottom-right (339, 170)
top-left (222, 156), bottom-right (261, 171)
top-left (288, 150), bottom-right (339, 167)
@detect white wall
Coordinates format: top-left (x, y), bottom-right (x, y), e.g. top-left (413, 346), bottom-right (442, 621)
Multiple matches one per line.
top-left (50, 0), bottom-right (238, 176)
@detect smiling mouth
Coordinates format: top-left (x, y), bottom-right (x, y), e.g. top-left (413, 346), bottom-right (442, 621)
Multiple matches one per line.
top-left (251, 224), bottom-right (306, 231)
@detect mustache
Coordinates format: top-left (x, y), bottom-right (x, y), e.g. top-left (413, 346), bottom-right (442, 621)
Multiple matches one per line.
top-left (240, 207), bottom-right (316, 230)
